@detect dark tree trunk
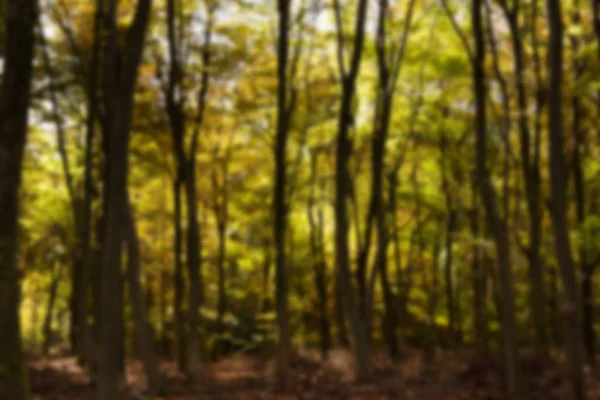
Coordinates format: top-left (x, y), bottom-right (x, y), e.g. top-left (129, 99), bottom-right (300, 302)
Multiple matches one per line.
top-left (213, 221), bottom-right (227, 358)
top-left (38, 23), bottom-right (85, 357)
top-left (496, 1), bottom-right (547, 356)
top-left (424, 232), bottom-right (441, 362)
top-left (0, 1), bottom-right (38, 398)
top-left (570, 0), bottom-right (594, 365)
top-left (261, 238), bottom-right (272, 313)
top-left (124, 202), bottom-right (163, 395)
top-left (274, 0), bottom-right (291, 388)
top-left (582, 272), bottom-right (595, 363)
top-left (183, 163), bottom-right (203, 378)
top-left (308, 152), bottom-right (331, 360)
top-left (444, 211), bottom-right (456, 337)
top-left (43, 262), bottom-right (63, 355)
top-left (97, 0), bottom-right (152, 398)
top-left (79, 0), bottom-right (102, 366)
top-left (470, 175), bottom-right (487, 348)
top-left (211, 160), bottom-right (229, 360)
top-left (592, 0), bottom-right (600, 59)
top-left (333, 0), bottom-right (370, 379)
top-left (472, 0), bottom-right (519, 395)
top-left (172, 178), bottom-right (186, 371)
top-left (369, 0), bottom-right (416, 360)
top-left (334, 271), bottom-right (350, 347)
top-left (439, 129), bottom-right (456, 338)
top-left (548, 266), bottom-right (560, 345)
top-left (164, 0), bottom-right (212, 377)
top-left (546, 0), bottom-right (586, 398)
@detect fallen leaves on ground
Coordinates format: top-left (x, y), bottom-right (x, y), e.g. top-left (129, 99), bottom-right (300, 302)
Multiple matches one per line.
top-left (28, 348), bottom-right (600, 399)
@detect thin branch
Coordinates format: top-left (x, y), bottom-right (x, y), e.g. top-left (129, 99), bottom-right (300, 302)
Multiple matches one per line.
top-left (190, 4), bottom-right (216, 159)
top-left (38, 21), bottom-right (78, 222)
top-left (332, 0), bottom-right (347, 79)
top-left (440, 0), bottom-right (474, 61)
top-left (389, 0), bottom-right (418, 93)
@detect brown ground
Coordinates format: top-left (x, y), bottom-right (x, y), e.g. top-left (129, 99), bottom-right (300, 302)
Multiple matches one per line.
top-left (28, 349), bottom-right (600, 399)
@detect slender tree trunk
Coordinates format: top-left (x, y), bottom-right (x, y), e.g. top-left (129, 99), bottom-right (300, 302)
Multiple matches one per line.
top-left (213, 216), bottom-right (227, 360)
top-left (78, 0), bottom-right (102, 366)
top-left (582, 272), bottom-right (595, 363)
top-left (334, 271), bottom-right (349, 347)
top-left (472, 0), bottom-right (519, 396)
top-left (38, 24), bottom-right (86, 356)
top-left (172, 178), bottom-right (186, 370)
top-left (317, 208), bottom-right (332, 359)
top-left (0, 1), bottom-right (38, 398)
top-left (273, 0), bottom-right (292, 388)
top-left (183, 165), bottom-right (203, 378)
top-left (424, 233), bottom-right (441, 362)
top-left (546, 1), bottom-right (586, 398)
top-left (333, 0), bottom-right (370, 379)
top-left (498, 3), bottom-right (547, 356)
top-left (164, 0), bottom-right (211, 377)
top-left (124, 202), bottom-right (163, 395)
top-left (159, 270), bottom-right (167, 347)
top-left (569, 0), bottom-right (594, 365)
top-left (440, 131), bottom-right (456, 337)
top-left (308, 152), bottom-right (331, 360)
top-left (470, 175), bottom-right (487, 348)
top-left (261, 238), bottom-right (272, 313)
top-left (388, 171), bottom-right (405, 350)
top-left (549, 265), bottom-right (560, 345)
top-left (43, 262), bottom-right (63, 355)
top-left (444, 211), bottom-right (456, 337)
top-left (592, 0), bottom-right (600, 60)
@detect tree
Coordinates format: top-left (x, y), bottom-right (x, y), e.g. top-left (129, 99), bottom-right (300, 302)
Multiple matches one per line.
top-left (0, 1), bottom-right (38, 399)
top-left (332, 0), bottom-right (370, 380)
top-left (472, 0), bottom-right (519, 395)
top-left (96, 0), bottom-right (153, 397)
top-left (273, 0), bottom-right (292, 388)
top-left (546, 0), bottom-right (586, 398)
top-left (495, 0), bottom-right (547, 357)
top-left (164, 0), bottom-right (215, 377)
top-left (441, 0), bottom-right (520, 395)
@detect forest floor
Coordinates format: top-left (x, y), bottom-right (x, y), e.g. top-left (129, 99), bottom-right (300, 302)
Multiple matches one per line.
top-left (28, 348), bottom-right (600, 399)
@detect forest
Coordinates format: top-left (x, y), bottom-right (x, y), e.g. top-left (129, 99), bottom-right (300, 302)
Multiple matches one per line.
top-left (1, 0), bottom-right (600, 399)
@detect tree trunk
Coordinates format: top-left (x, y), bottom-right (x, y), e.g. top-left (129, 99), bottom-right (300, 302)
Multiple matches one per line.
top-left (444, 211), bottom-right (456, 338)
top-left (308, 152), bottom-right (331, 360)
top-left (440, 131), bottom-right (456, 337)
top-left (38, 23), bottom-right (85, 357)
top-left (0, 1), bottom-right (37, 398)
top-left (164, 0), bottom-right (209, 378)
top-left (569, 0), bottom-right (593, 365)
top-left (498, 4), bottom-right (547, 356)
top-left (97, 0), bottom-right (152, 398)
top-left (261, 238), bottom-right (272, 313)
top-left (548, 266), bottom-right (560, 345)
top-left (172, 178), bottom-right (186, 371)
top-left (274, 0), bottom-right (291, 388)
top-left (582, 272), bottom-right (595, 364)
top-left (546, 0), bottom-right (586, 398)
top-left (183, 168), bottom-right (203, 378)
top-left (124, 202), bottom-right (163, 395)
top-left (213, 218), bottom-right (227, 360)
top-left (472, 0), bottom-right (519, 396)
top-left (78, 0), bottom-right (102, 366)
top-left (334, 272), bottom-right (349, 347)
top-left (424, 233), bottom-right (441, 362)
top-left (470, 177), bottom-right (487, 348)
top-left (43, 262), bottom-right (63, 355)
top-left (333, 0), bottom-right (370, 379)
